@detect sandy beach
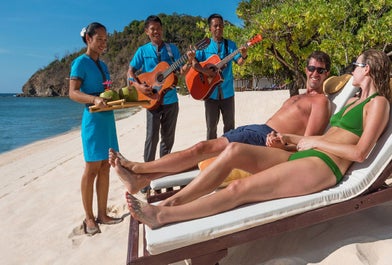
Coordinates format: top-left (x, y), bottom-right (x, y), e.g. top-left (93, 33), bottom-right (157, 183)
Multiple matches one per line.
top-left (1, 90), bottom-right (391, 265)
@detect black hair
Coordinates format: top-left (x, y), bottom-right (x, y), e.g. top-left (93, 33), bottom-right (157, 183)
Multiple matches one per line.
top-left (144, 15), bottom-right (162, 29)
top-left (207, 13), bottom-right (223, 26)
top-left (81, 22), bottom-right (106, 44)
top-left (306, 51), bottom-right (331, 71)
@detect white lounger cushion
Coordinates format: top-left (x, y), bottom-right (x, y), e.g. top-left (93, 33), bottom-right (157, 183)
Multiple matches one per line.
top-left (150, 169), bottom-right (200, 190)
top-left (146, 111), bottom-right (392, 254)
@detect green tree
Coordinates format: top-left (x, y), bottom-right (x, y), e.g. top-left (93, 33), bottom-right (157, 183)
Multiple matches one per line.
top-left (232, 0), bottom-right (392, 95)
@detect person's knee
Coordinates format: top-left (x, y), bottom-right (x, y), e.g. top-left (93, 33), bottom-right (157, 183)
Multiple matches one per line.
top-left (223, 142), bottom-right (244, 157)
top-left (191, 140), bottom-right (210, 156)
top-left (225, 179), bottom-right (247, 201)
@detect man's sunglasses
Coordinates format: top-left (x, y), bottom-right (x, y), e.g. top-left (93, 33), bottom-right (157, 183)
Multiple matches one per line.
top-left (306, 65), bottom-right (328, 74)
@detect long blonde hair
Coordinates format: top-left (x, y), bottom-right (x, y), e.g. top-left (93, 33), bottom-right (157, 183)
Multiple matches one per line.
top-left (362, 49), bottom-right (391, 102)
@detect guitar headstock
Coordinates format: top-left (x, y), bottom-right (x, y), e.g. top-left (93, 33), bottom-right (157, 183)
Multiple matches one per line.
top-left (195, 37), bottom-right (211, 50)
top-left (246, 34), bottom-right (262, 47)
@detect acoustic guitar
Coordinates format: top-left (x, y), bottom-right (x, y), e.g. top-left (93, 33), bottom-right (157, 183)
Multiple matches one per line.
top-left (186, 34), bottom-right (262, 100)
top-left (132, 38), bottom-right (210, 110)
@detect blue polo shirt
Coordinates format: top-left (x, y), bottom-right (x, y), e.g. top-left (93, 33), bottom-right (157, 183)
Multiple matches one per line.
top-left (130, 42), bottom-right (180, 105)
top-left (195, 38), bottom-right (240, 100)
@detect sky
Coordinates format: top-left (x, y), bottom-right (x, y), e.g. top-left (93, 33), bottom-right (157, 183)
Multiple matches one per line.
top-left (0, 0), bottom-right (243, 93)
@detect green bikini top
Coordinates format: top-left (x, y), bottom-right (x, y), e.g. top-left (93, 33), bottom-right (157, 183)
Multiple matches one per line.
top-left (330, 93), bottom-right (378, 136)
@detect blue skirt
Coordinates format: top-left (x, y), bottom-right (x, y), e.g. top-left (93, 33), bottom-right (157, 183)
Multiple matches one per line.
top-left (81, 108), bottom-right (119, 162)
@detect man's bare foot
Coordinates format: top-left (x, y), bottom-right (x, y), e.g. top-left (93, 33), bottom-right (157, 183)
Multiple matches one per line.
top-left (109, 148), bottom-right (136, 170)
top-left (114, 158), bottom-right (150, 194)
top-left (126, 193), bottom-right (162, 229)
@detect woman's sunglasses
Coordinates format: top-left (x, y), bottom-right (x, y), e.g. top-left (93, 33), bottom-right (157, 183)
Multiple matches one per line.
top-left (306, 65), bottom-right (328, 74)
top-left (352, 62), bottom-right (367, 70)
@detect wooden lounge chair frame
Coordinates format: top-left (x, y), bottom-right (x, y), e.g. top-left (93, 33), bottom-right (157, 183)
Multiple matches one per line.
top-left (127, 161), bottom-right (392, 265)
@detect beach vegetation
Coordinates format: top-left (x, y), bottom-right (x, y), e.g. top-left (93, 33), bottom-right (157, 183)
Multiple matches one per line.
top-left (21, 2), bottom-right (391, 97)
top-left (229, 0), bottom-right (391, 95)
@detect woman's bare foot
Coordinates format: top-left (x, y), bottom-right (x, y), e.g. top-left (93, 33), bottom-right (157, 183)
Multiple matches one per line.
top-left (109, 148), bottom-right (136, 170)
top-left (126, 193), bottom-right (162, 229)
top-left (114, 158), bottom-right (150, 194)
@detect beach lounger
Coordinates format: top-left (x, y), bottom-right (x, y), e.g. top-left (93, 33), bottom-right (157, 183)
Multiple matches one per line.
top-left (126, 77), bottom-right (392, 265)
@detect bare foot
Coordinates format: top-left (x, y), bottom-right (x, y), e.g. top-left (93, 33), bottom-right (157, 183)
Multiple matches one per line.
top-left (126, 193), bottom-right (162, 229)
top-left (109, 148), bottom-right (135, 170)
top-left (114, 158), bottom-right (150, 194)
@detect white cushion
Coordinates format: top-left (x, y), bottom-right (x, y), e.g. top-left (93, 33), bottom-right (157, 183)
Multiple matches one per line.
top-left (150, 170), bottom-right (200, 190)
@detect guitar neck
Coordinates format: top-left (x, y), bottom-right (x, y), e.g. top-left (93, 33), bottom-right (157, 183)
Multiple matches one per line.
top-left (216, 41), bottom-right (251, 69)
top-left (216, 50), bottom-right (240, 69)
top-left (162, 54), bottom-right (188, 79)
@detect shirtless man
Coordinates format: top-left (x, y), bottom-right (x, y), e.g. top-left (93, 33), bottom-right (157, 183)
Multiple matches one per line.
top-left (110, 51), bottom-right (332, 194)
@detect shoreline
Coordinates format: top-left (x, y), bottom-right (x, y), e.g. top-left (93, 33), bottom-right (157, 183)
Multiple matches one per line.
top-left (1, 91), bottom-right (391, 265)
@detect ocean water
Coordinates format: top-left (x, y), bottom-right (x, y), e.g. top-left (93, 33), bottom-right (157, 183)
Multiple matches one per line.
top-left (0, 93), bottom-right (136, 154)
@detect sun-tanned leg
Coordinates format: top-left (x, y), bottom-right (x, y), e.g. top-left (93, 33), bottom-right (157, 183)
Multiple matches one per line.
top-left (111, 138), bottom-right (229, 175)
top-left (160, 142), bottom-right (292, 206)
top-left (127, 158), bottom-right (337, 229)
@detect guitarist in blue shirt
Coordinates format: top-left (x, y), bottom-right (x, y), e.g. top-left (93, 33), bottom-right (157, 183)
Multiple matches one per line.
top-left (191, 13), bottom-right (248, 140)
top-left (127, 15), bottom-right (194, 177)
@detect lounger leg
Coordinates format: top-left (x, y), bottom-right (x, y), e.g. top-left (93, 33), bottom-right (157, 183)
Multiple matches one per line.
top-left (190, 248), bottom-right (228, 265)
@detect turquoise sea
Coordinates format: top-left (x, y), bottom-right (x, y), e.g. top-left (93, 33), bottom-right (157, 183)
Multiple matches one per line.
top-left (0, 93), bottom-right (136, 154)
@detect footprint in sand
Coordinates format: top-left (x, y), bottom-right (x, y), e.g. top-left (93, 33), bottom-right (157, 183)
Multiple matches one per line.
top-left (68, 223), bottom-right (85, 237)
top-left (68, 223), bottom-right (86, 247)
top-left (107, 204), bottom-right (130, 220)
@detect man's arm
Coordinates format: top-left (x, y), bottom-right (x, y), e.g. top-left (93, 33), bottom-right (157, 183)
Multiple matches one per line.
top-left (127, 67), bottom-right (155, 97)
top-left (303, 95), bottom-right (331, 136)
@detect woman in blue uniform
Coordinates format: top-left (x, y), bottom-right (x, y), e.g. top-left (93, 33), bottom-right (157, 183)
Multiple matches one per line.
top-left (69, 22), bottom-right (122, 235)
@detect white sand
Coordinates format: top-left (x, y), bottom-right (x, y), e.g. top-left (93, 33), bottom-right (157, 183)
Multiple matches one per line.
top-left (1, 91), bottom-right (391, 265)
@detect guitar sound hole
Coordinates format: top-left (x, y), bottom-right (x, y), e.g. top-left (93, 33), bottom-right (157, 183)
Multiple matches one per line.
top-left (157, 74), bottom-right (164, 83)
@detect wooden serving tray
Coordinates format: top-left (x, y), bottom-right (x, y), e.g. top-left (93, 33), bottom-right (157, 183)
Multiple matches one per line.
top-left (89, 99), bottom-right (150, 113)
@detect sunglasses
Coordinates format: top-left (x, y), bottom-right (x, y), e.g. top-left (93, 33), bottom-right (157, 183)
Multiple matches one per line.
top-left (306, 65), bottom-right (328, 74)
top-left (352, 62), bottom-right (367, 70)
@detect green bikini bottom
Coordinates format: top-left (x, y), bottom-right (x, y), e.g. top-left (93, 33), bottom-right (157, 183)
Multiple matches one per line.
top-left (288, 149), bottom-right (343, 183)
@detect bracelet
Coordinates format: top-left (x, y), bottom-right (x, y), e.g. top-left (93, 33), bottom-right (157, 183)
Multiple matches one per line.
top-left (241, 54), bottom-right (248, 60)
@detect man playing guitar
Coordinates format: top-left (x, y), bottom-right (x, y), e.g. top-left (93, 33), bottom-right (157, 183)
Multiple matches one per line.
top-left (127, 15), bottom-right (194, 193)
top-left (188, 13), bottom-right (248, 140)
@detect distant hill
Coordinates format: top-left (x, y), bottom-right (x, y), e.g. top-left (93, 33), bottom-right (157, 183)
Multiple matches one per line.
top-left (21, 14), bottom-right (207, 97)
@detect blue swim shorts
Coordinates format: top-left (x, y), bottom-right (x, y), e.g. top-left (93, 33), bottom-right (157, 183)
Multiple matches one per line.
top-left (222, 124), bottom-right (275, 146)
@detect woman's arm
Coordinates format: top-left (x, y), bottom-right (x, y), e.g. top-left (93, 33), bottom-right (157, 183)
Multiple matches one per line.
top-left (69, 79), bottom-right (106, 107)
top-left (298, 97), bottom-right (390, 162)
